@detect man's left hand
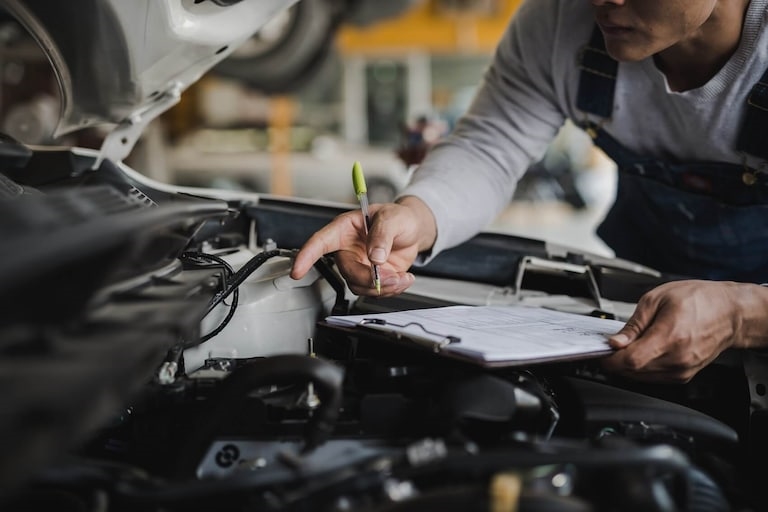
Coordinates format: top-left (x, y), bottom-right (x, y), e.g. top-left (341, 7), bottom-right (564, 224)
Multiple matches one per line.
top-left (602, 280), bottom-right (768, 382)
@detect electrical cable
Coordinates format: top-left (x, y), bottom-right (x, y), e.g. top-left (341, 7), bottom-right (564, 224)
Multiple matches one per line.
top-left (309, 253), bottom-right (350, 315)
top-left (180, 251), bottom-right (239, 343)
top-left (203, 249), bottom-right (281, 316)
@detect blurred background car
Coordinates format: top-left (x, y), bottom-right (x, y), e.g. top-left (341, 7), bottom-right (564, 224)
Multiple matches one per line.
top-left (0, 0), bottom-right (616, 259)
top-left (167, 128), bottom-right (412, 203)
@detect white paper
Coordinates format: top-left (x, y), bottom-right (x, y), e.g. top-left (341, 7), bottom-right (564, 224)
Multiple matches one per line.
top-left (325, 304), bottom-right (626, 365)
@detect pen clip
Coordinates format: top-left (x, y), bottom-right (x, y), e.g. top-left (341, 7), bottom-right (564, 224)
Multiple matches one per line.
top-left (358, 318), bottom-right (461, 352)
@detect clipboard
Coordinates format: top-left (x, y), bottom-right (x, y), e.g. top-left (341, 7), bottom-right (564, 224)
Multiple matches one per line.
top-left (322, 305), bottom-right (626, 368)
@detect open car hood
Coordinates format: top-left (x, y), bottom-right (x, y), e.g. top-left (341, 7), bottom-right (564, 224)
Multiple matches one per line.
top-left (0, 0), bottom-right (297, 163)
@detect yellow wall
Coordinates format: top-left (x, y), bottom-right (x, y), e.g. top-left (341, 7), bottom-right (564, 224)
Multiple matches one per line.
top-left (338, 0), bottom-right (522, 56)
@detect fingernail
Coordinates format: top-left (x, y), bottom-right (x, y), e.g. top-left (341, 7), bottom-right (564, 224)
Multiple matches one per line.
top-left (370, 248), bottom-right (386, 264)
top-left (609, 333), bottom-right (630, 346)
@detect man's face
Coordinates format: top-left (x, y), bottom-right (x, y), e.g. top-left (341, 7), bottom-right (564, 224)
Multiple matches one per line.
top-left (590, 0), bottom-right (718, 61)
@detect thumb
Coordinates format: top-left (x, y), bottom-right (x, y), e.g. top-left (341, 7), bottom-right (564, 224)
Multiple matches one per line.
top-left (609, 300), bottom-right (656, 348)
top-left (369, 246), bottom-right (388, 266)
top-left (366, 208), bottom-right (395, 266)
top-left (608, 330), bottom-right (634, 349)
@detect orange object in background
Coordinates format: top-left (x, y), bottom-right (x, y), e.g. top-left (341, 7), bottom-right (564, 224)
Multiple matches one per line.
top-left (269, 96), bottom-right (296, 197)
top-left (338, 0), bottom-right (522, 55)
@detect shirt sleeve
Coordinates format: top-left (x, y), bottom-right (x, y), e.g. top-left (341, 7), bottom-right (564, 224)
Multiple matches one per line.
top-left (399, 0), bottom-right (567, 263)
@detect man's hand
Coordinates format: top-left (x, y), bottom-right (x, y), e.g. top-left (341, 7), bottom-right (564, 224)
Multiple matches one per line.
top-left (602, 280), bottom-right (768, 382)
top-left (290, 196), bottom-right (437, 297)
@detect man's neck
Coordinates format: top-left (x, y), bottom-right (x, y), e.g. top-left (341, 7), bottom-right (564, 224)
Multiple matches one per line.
top-left (655, 0), bottom-right (751, 92)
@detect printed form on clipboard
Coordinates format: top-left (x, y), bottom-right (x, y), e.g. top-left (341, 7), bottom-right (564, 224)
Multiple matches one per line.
top-left (324, 305), bottom-right (627, 367)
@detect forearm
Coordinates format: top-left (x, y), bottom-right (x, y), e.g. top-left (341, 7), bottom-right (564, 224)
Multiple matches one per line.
top-left (396, 2), bottom-right (566, 259)
top-left (398, 144), bottom-right (513, 260)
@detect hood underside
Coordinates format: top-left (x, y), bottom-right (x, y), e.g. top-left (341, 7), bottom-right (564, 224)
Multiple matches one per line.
top-left (0, 0), bottom-right (298, 138)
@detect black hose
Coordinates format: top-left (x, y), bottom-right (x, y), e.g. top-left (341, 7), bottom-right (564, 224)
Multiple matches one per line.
top-left (175, 354), bottom-right (344, 477)
top-left (311, 254), bottom-right (349, 315)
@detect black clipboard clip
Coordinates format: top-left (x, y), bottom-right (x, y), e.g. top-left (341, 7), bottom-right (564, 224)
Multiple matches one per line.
top-left (359, 318), bottom-right (461, 353)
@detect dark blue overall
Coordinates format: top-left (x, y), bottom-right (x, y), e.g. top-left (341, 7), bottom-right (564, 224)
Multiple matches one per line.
top-left (577, 27), bottom-right (768, 283)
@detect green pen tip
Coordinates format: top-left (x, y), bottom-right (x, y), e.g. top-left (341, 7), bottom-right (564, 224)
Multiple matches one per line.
top-left (352, 161), bottom-right (367, 195)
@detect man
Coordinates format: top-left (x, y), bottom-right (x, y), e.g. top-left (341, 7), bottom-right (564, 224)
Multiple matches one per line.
top-left (291, 0), bottom-right (768, 384)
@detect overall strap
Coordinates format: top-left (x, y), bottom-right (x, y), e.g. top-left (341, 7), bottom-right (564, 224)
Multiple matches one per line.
top-left (737, 67), bottom-right (768, 161)
top-left (578, 25), bottom-right (768, 162)
top-left (576, 25), bottom-right (618, 119)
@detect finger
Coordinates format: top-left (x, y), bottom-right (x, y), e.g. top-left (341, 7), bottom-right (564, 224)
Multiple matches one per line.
top-left (608, 293), bottom-right (662, 347)
top-left (334, 252), bottom-right (384, 290)
top-left (601, 335), bottom-right (667, 374)
top-left (348, 272), bottom-right (415, 297)
top-left (290, 235), bottom-right (331, 280)
top-left (607, 332), bottom-right (632, 349)
top-left (380, 272), bottom-right (415, 296)
top-left (290, 216), bottom-right (354, 279)
top-left (367, 207), bottom-right (400, 265)
top-left (602, 317), bottom-right (687, 376)
top-left (616, 324), bottom-right (674, 371)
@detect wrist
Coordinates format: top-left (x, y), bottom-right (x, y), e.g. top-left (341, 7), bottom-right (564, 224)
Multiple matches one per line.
top-left (396, 195), bottom-right (438, 253)
top-left (731, 282), bottom-right (768, 349)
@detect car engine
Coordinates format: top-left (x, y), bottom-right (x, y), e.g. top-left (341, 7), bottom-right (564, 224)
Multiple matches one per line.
top-left (0, 142), bottom-right (761, 512)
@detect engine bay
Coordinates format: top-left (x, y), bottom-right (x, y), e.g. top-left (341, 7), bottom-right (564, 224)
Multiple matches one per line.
top-left (0, 143), bottom-right (762, 512)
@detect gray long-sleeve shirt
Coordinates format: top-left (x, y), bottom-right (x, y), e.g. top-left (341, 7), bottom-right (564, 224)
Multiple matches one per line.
top-left (400, 0), bottom-right (768, 260)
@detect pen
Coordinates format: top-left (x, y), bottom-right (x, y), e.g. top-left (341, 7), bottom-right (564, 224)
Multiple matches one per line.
top-left (352, 161), bottom-right (382, 294)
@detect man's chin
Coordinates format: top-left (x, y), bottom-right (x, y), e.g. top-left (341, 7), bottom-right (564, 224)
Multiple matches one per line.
top-left (604, 43), bottom-right (649, 63)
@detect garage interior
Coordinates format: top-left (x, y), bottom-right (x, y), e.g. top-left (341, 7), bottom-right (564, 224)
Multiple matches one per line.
top-left (0, 0), bottom-right (616, 255)
top-left (0, 1), bottom-right (763, 511)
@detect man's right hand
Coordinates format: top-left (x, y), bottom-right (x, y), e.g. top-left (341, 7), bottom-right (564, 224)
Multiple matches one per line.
top-left (290, 196), bottom-right (437, 297)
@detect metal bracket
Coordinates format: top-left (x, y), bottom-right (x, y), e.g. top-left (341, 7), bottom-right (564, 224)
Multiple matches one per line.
top-left (92, 83), bottom-right (182, 170)
top-left (513, 255), bottom-right (613, 315)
